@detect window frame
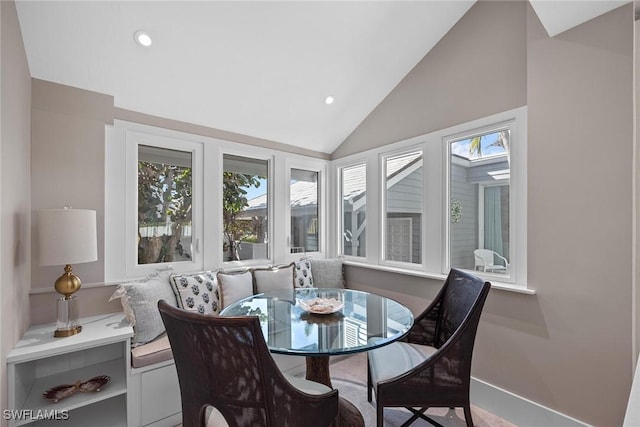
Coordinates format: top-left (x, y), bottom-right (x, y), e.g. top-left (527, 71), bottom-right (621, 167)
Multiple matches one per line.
top-left (330, 106), bottom-right (528, 292)
top-left (106, 120), bottom-right (331, 282)
top-left (336, 159), bottom-right (369, 261)
top-left (124, 130), bottom-right (204, 278)
top-left (284, 157), bottom-right (327, 262)
top-left (443, 116), bottom-right (525, 286)
top-left (219, 149), bottom-right (274, 268)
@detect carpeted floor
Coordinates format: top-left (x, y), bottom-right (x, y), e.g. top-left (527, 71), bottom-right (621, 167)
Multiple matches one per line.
top-left (330, 352), bottom-right (517, 427)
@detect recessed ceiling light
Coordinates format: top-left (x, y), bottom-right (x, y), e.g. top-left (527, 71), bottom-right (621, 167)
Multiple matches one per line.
top-left (134, 31), bottom-right (152, 47)
top-left (325, 96), bottom-right (335, 105)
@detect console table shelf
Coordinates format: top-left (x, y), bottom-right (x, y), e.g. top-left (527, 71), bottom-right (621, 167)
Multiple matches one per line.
top-left (7, 313), bottom-right (133, 427)
top-left (32, 396), bottom-right (127, 427)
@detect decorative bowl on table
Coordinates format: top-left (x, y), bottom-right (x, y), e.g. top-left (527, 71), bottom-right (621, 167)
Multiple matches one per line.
top-left (297, 297), bottom-right (344, 314)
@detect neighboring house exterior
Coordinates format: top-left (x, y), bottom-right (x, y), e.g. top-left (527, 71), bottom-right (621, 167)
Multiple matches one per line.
top-left (450, 152), bottom-right (510, 272)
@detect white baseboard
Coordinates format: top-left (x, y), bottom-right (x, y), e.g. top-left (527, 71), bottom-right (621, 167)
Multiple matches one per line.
top-left (471, 377), bottom-right (591, 427)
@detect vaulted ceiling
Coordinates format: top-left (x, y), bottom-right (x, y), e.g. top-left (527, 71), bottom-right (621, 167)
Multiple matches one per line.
top-left (15, 1), bottom-right (629, 154)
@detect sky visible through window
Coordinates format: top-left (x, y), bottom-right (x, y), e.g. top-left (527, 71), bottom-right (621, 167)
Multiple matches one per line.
top-left (244, 177), bottom-right (267, 200)
top-left (451, 131), bottom-right (507, 160)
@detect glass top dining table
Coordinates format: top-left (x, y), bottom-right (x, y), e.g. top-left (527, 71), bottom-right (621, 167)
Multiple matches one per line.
top-left (219, 287), bottom-right (415, 357)
top-left (220, 288), bottom-right (414, 427)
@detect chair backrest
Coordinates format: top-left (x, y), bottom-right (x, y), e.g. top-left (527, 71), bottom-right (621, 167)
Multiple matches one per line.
top-left (159, 300), bottom-right (337, 427)
top-left (435, 268), bottom-right (491, 348)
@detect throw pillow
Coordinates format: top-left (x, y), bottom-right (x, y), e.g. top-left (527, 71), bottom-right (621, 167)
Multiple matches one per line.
top-left (109, 271), bottom-right (176, 345)
top-left (253, 263), bottom-right (295, 293)
top-left (293, 258), bottom-right (314, 288)
top-left (310, 258), bottom-right (345, 288)
top-left (217, 270), bottom-right (253, 309)
top-left (170, 270), bottom-right (220, 315)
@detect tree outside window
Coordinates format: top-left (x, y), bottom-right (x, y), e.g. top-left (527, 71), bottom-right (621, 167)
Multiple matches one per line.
top-left (137, 145), bottom-right (193, 264)
top-left (223, 155), bottom-right (269, 261)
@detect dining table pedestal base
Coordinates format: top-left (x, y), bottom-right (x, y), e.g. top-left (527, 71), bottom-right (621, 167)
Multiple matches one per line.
top-left (306, 356), bottom-right (365, 427)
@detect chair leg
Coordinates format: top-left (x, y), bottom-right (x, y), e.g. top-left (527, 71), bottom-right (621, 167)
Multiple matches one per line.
top-left (463, 405), bottom-right (474, 427)
top-left (367, 363), bottom-right (372, 403)
top-left (377, 403), bottom-right (384, 427)
top-left (403, 407), bottom-right (443, 427)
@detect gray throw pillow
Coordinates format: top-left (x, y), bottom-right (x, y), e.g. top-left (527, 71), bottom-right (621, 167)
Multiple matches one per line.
top-left (310, 258), bottom-right (344, 288)
top-left (110, 272), bottom-right (177, 345)
top-left (253, 263), bottom-right (295, 293)
top-left (217, 270), bottom-right (253, 309)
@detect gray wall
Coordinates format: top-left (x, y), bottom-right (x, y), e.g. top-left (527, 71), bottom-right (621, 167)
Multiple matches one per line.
top-left (0, 0), bottom-right (32, 421)
top-left (332, 0), bottom-right (527, 159)
top-left (27, 86), bottom-right (332, 326)
top-left (525, 3), bottom-right (632, 424)
top-left (29, 79), bottom-right (116, 325)
top-left (340, 2), bottom-right (634, 426)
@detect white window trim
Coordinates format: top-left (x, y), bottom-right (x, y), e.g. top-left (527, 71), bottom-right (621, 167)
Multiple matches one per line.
top-left (284, 157), bottom-right (328, 263)
top-left (106, 120), bottom-right (331, 282)
top-left (330, 106), bottom-right (530, 293)
top-left (124, 129), bottom-right (205, 278)
top-left (443, 110), bottom-right (527, 289)
top-left (219, 148), bottom-right (275, 269)
top-left (335, 158), bottom-right (370, 261)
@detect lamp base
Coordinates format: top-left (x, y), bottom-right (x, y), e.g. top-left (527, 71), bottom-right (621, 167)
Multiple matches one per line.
top-left (54, 325), bottom-right (82, 338)
top-left (55, 295), bottom-right (82, 338)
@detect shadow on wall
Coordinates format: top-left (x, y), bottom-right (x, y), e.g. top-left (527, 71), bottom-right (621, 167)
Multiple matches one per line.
top-left (346, 264), bottom-right (550, 339)
top-left (344, 266), bottom-right (441, 316)
top-left (482, 291), bottom-right (549, 339)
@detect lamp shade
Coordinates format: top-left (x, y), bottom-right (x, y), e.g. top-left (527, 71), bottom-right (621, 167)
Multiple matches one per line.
top-left (38, 208), bottom-right (98, 266)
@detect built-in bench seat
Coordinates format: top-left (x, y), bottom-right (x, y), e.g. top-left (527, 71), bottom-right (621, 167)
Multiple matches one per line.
top-left (113, 258), bottom-right (345, 427)
top-left (131, 335), bottom-right (172, 369)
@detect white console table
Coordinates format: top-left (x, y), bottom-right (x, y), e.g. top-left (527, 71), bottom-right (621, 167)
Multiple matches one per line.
top-left (6, 313), bottom-right (133, 427)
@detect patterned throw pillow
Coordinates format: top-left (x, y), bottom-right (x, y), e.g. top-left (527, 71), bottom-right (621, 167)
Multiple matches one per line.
top-left (170, 270), bottom-right (220, 315)
top-left (109, 271), bottom-right (177, 345)
top-left (252, 263), bottom-right (295, 293)
top-left (294, 258), bottom-right (314, 288)
top-left (217, 270), bottom-right (254, 309)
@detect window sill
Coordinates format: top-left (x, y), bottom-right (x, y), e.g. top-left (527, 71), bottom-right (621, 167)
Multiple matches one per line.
top-left (342, 260), bottom-right (536, 295)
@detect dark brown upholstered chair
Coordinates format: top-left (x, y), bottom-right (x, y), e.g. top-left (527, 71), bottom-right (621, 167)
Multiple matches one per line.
top-left (367, 269), bottom-right (491, 427)
top-left (158, 300), bottom-right (339, 427)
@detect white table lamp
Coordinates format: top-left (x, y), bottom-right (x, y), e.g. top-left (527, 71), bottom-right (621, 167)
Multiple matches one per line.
top-left (38, 208), bottom-right (97, 337)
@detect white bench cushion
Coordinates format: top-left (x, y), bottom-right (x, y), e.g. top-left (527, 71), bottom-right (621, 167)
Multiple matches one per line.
top-left (368, 337), bottom-right (437, 389)
top-left (131, 335), bottom-right (173, 368)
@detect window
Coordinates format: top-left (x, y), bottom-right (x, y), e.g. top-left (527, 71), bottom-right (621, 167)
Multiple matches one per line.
top-left (108, 121), bottom-right (329, 281)
top-left (340, 163), bottom-right (367, 257)
top-left (448, 127), bottom-right (512, 276)
top-left (137, 145), bottom-right (193, 265)
top-left (329, 107), bottom-right (526, 290)
top-left (290, 168), bottom-right (319, 253)
top-left (382, 150), bottom-right (423, 265)
top-left (222, 154), bottom-right (269, 262)
top-left (118, 129), bottom-right (204, 278)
